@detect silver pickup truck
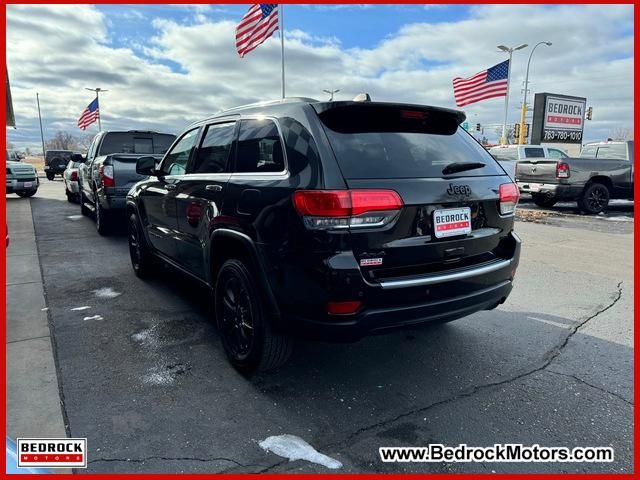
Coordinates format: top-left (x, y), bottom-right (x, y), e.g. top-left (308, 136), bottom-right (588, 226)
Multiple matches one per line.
top-left (78, 130), bottom-right (176, 234)
top-left (516, 140), bottom-right (634, 213)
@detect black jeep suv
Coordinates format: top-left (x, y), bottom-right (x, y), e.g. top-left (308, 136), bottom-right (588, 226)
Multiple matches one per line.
top-left (127, 98), bottom-right (521, 374)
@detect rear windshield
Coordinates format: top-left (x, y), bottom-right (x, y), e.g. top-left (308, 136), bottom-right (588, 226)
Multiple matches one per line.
top-left (319, 107), bottom-right (504, 179)
top-left (489, 147), bottom-right (518, 161)
top-left (99, 133), bottom-right (176, 156)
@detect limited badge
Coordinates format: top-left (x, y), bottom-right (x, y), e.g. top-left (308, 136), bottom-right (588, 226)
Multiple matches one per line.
top-left (360, 258), bottom-right (383, 267)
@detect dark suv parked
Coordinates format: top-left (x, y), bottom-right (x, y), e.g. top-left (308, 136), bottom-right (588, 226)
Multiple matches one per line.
top-left (44, 150), bottom-right (74, 180)
top-left (127, 98), bottom-right (521, 374)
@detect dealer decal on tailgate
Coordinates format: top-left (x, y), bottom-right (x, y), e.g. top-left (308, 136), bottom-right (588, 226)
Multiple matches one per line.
top-left (433, 207), bottom-right (472, 238)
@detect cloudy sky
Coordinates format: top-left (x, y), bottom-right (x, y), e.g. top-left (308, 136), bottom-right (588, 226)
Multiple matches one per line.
top-left (6, 3), bottom-right (634, 151)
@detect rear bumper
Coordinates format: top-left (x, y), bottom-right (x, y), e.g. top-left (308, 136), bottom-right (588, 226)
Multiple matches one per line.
top-left (279, 231), bottom-right (521, 342)
top-left (97, 191), bottom-right (127, 210)
top-left (6, 178), bottom-right (39, 194)
top-left (517, 181), bottom-right (582, 200)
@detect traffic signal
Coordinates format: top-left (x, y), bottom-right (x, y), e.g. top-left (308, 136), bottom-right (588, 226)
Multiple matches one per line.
top-left (476, 123), bottom-right (481, 132)
top-left (586, 107), bottom-right (593, 120)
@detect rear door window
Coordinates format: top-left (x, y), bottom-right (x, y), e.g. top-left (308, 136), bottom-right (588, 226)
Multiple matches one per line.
top-left (524, 147), bottom-right (545, 158)
top-left (235, 119), bottom-right (285, 173)
top-left (318, 105), bottom-right (503, 179)
top-left (191, 122), bottom-right (236, 174)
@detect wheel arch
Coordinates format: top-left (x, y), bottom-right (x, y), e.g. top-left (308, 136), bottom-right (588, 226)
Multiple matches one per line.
top-left (209, 229), bottom-right (281, 324)
top-left (585, 175), bottom-right (613, 192)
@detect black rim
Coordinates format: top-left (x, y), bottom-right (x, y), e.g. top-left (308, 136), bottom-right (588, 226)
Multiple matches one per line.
top-left (587, 187), bottom-right (607, 211)
top-left (219, 275), bottom-right (255, 360)
top-left (128, 219), bottom-right (142, 270)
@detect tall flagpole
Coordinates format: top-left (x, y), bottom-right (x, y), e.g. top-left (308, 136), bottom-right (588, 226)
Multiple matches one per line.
top-left (280, 5), bottom-right (285, 99)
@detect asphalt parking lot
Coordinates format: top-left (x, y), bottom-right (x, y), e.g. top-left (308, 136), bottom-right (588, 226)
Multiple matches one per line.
top-left (13, 180), bottom-right (634, 473)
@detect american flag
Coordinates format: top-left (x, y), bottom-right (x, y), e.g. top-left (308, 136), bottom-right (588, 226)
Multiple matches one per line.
top-left (236, 4), bottom-right (279, 58)
top-left (453, 60), bottom-right (509, 107)
top-left (77, 97), bottom-right (99, 130)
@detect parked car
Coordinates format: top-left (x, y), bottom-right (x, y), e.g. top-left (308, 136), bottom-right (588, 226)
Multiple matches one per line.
top-left (126, 98), bottom-right (522, 374)
top-left (488, 144), bottom-right (569, 180)
top-left (63, 153), bottom-right (85, 202)
top-left (516, 140), bottom-right (634, 212)
top-left (7, 150), bottom-right (24, 162)
top-left (6, 152), bottom-right (39, 198)
top-left (78, 130), bottom-right (176, 234)
top-left (44, 150), bottom-right (74, 180)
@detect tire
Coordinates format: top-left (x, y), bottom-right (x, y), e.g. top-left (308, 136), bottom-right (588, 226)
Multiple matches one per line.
top-left (46, 172), bottom-right (55, 181)
top-left (94, 195), bottom-right (111, 235)
top-left (215, 259), bottom-right (293, 374)
top-left (16, 190), bottom-right (36, 198)
top-left (531, 193), bottom-right (558, 208)
top-left (128, 213), bottom-right (155, 278)
top-left (80, 189), bottom-right (91, 216)
top-left (578, 182), bottom-right (610, 214)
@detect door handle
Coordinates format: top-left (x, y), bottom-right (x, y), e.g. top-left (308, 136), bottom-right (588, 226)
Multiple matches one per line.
top-left (205, 185), bottom-right (223, 192)
top-left (165, 184), bottom-right (177, 191)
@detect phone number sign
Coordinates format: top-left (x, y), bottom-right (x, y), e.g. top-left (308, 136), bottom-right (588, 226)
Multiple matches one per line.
top-left (531, 93), bottom-right (587, 144)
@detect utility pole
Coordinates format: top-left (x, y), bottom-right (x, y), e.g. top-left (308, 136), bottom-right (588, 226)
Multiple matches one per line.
top-left (322, 89), bottom-right (340, 101)
top-left (36, 93), bottom-right (46, 157)
top-left (497, 44), bottom-right (528, 145)
top-left (518, 41), bottom-right (552, 144)
top-left (84, 87), bottom-right (108, 130)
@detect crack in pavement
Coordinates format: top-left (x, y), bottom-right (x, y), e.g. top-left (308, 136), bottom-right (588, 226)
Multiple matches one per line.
top-left (545, 369), bottom-right (633, 407)
top-left (88, 455), bottom-right (251, 468)
top-left (259, 282), bottom-right (625, 473)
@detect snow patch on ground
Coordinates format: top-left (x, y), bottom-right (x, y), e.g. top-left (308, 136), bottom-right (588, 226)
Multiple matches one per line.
top-left (258, 434), bottom-right (342, 469)
top-left (600, 216), bottom-right (633, 222)
top-left (66, 215), bottom-right (83, 221)
top-left (131, 326), bottom-right (161, 349)
top-left (92, 287), bottom-right (122, 299)
top-left (71, 306), bottom-right (91, 311)
top-left (83, 315), bottom-right (103, 321)
top-left (141, 367), bottom-right (174, 386)
top-left (41, 307), bottom-right (48, 311)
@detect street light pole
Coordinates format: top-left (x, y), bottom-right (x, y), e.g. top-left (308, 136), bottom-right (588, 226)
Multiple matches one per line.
top-left (36, 93), bottom-right (46, 158)
top-left (84, 87), bottom-right (108, 131)
top-left (322, 89), bottom-right (340, 101)
top-left (518, 41), bottom-right (552, 144)
top-left (497, 44), bottom-right (528, 145)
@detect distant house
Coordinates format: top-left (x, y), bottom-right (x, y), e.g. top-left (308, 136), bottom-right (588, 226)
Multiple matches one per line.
top-left (6, 65), bottom-right (15, 127)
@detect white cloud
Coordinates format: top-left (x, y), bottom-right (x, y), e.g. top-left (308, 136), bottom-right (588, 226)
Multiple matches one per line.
top-left (6, 4), bottom-right (633, 152)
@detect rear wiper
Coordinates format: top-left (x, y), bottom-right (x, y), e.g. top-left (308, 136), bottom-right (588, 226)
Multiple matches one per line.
top-left (442, 162), bottom-right (486, 175)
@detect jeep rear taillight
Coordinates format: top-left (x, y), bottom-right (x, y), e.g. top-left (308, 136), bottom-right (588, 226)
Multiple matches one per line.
top-left (292, 190), bottom-right (403, 230)
top-left (100, 165), bottom-right (115, 188)
top-left (499, 183), bottom-right (520, 216)
top-left (556, 162), bottom-right (570, 179)
top-left (70, 171), bottom-right (78, 182)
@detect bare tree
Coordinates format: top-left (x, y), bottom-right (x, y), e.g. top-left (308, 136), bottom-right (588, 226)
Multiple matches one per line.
top-left (45, 131), bottom-right (78, 151)
top-left (7, 141), bottom-right (14, 149)
top-left (608, 127), bottom-right (633, 141)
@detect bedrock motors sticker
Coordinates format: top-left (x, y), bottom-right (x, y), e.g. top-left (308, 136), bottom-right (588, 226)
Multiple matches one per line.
top-left (17, 438), bottom-right (87, 468)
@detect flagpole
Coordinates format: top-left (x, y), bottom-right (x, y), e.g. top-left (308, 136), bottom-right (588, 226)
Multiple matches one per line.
top-left (501, 51), bottom-right (512, 145)
top-left (280, 5), bottom-right (285, 99)
top-left (85, 87), bottom-right (107, 131)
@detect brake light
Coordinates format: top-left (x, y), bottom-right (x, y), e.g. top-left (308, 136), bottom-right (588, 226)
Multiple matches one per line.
top-left (70, 171), bottom-right (78, 182)
top-left (100, 165), bottom-right (115, 188)
top-left (556, 162), bottom-right (570, 179)
top-left (326, 300), bottom-right (362, 315)
top-left (499, 183), bottom-right (519, 215)
top-left (292, 190), bottom-right (403, 230)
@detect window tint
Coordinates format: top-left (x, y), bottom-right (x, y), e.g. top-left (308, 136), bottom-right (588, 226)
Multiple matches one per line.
top-left (191, 122), bottom-right (236, 174)
top-left (99, 132), bottom-right (176, 156)
top-left (161, 129), bottom-right (199, 176)
top-left (524, 147), bottom-right (545, 158)
top-left (326, 127), bottom-right (503, 179)
top-left (235, 119), bottom-right (285, 173)
top-left (596, 144), bottom-right (628, 160)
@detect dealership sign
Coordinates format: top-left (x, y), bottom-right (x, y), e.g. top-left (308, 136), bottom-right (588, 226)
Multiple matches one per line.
top-left (530, 93), bottom-right (587, 144)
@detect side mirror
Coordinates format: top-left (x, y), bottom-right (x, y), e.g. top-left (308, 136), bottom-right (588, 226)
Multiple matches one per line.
top-left (136, 156), bottom-right (158, 176)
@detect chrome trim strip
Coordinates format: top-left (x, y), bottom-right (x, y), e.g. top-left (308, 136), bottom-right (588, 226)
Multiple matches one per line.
top-left (377, 258), bottom-right (512, 289)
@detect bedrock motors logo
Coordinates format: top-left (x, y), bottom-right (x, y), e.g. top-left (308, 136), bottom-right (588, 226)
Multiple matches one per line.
top-left (17, 438), bottom-right (87, 468)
